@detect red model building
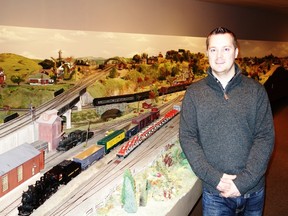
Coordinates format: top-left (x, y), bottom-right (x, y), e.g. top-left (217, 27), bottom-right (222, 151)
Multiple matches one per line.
top-left (0, 144), bottom-right (45, 198)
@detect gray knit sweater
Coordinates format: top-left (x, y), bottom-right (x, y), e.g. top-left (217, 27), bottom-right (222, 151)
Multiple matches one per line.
top-left (179, 64), bottom-right (275, 195)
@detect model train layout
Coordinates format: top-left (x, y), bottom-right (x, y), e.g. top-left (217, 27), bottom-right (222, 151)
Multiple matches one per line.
top-left (17, 106), bottom-right (180, 215)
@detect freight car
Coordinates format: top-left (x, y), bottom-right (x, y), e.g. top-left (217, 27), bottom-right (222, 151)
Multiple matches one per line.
top-left (97, 108), bottom-right (160, 153)
top-left (56, 129), bottom-right (94, 151)
top-left (117, 105), bottom-right (180, 158)
top-left (132, 107), bottom-right (160, 130)
top-left (3, 112), bottom-right (19, 123)
top-left (18, 160), bottom-right (81, 216)
top-left (159, 81), bottom-right (191, 95)
top-left (73, 145), bottom-right (105, 170)
top-left (97, 129), bottom-right (126, 153)
top-left (57, 96), bottom-right (81, 116)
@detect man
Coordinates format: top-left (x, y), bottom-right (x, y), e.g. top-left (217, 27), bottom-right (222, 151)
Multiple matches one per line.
top-left (179, 27), bottom-right (274, 215)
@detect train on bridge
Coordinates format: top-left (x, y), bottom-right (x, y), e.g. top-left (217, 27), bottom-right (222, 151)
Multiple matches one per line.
top-left (92, 81), bottom-right (191, 106)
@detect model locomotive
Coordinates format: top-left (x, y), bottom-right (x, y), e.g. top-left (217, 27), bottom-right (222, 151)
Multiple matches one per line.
top-left (18, 106), bottom-right (180, 215)
top-left (56, 129), bottom-right (94, 151)
top-left (18, 160), bottom-right (81, 215)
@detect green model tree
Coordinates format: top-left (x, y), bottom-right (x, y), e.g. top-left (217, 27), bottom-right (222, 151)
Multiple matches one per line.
top-left (121, 169), bottom-right (138, 213)
top-left (10, 75), bottom-right (24, 85)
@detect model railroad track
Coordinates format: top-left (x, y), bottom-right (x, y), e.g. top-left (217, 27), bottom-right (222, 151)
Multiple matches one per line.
top-left (37, 97), bottom-right (183, 216)
top-left (0, 66), bottom-right (112, 139)
top-left (35, 116), bottom-right (180, 216)
top-left (0, 196), bottom-right (22, 216)
top-left (44, 150), bottom-right (65, 165)
top-left (0, 93), bottom-right (182, 216)
top-left (45, 160), bottom-right (119, 215)
top-left (41, 100), bottom-right (182, 215)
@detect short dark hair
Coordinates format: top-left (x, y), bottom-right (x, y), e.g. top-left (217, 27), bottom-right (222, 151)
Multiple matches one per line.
top-left (206, 27), bottom-right (238, 49)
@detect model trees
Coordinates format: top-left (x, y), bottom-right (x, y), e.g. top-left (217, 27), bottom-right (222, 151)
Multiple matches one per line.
top-left (121, 169), bottom-right (138, 213)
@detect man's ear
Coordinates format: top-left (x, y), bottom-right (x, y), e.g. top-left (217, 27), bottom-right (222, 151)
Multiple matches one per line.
top-left (235, 48), bottom-right (239, 59)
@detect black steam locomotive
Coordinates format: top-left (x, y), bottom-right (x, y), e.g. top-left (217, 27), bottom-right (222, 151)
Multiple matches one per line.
top-left (18, 160), bottom-right (81, 216)
top-left (56, 129), bottom-right (94, 151)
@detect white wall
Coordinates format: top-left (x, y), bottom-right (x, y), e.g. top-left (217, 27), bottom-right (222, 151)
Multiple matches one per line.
top-left (0, 0), bottom-right (287, 42)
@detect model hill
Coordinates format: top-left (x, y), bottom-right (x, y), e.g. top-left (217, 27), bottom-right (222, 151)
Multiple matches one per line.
top-left (0, 53), bottom-right (42, 85)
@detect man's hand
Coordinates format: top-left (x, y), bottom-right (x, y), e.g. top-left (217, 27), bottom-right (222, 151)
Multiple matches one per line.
top-left (216, 173), bottom-right (241, 198)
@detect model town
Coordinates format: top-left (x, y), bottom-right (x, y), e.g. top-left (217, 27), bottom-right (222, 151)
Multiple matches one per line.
top-left (0, 50), bottom-right (288, 215)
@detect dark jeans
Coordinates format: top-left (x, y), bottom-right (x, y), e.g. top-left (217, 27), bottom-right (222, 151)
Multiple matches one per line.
top-left (202, 187), bottom-right (265, 216)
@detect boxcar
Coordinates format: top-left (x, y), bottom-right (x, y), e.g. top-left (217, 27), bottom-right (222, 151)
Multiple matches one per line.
top-left (97, 129), bottom-right (126, 153)
top-left (125, 123), bottom-right (139, 139)
top-left (132, 108), bottom-right (160, 131)
top-left (73, 145), bottom-right (105, 170)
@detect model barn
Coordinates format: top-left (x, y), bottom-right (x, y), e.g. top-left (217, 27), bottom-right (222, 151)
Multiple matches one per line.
top-left (28, 73), bottom-right (54, 85)
top-left (0, 144), bottom-right (45, 198)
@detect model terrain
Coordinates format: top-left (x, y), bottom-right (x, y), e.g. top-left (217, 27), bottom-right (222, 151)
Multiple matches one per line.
top-left (96, 139), bottom-right (198, 215)
top-left (0, 49), bottom-right (287, 215)
top-left (0, 51), bottom-right (287, 124)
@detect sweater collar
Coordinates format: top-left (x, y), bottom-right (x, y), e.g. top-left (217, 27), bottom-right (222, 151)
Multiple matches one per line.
top-left (206, 63), bottom-right (242, 92)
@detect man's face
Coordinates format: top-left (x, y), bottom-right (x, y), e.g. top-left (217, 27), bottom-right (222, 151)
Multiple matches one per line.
top-left (207, 33), bottom-right (238, 76)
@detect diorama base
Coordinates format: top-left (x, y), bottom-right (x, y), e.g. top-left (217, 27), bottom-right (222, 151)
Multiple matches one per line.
top-left (96, 140), bottom-right (202, 216)
top-left (167, 178), bottom-right (202, 216)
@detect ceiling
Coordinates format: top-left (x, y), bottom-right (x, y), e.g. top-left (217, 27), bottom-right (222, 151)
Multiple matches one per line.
top-left (198, 0), bottom-right (288, 14)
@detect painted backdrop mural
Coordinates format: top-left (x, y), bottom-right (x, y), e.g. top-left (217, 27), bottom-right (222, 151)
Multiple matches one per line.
top-left (1, 25), bottom-right (288, 59)
top-left (0, 25), bottom-right (288, 123)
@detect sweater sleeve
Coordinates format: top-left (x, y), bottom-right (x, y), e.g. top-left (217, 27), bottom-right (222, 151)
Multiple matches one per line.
top-left (179, 90), bottom-right (223, 189)
top-left (233, 86), bottom-right (275, 194)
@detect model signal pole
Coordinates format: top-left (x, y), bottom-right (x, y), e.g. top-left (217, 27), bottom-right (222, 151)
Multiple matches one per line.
top-left (84, 121), bottom-right (90, 147)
